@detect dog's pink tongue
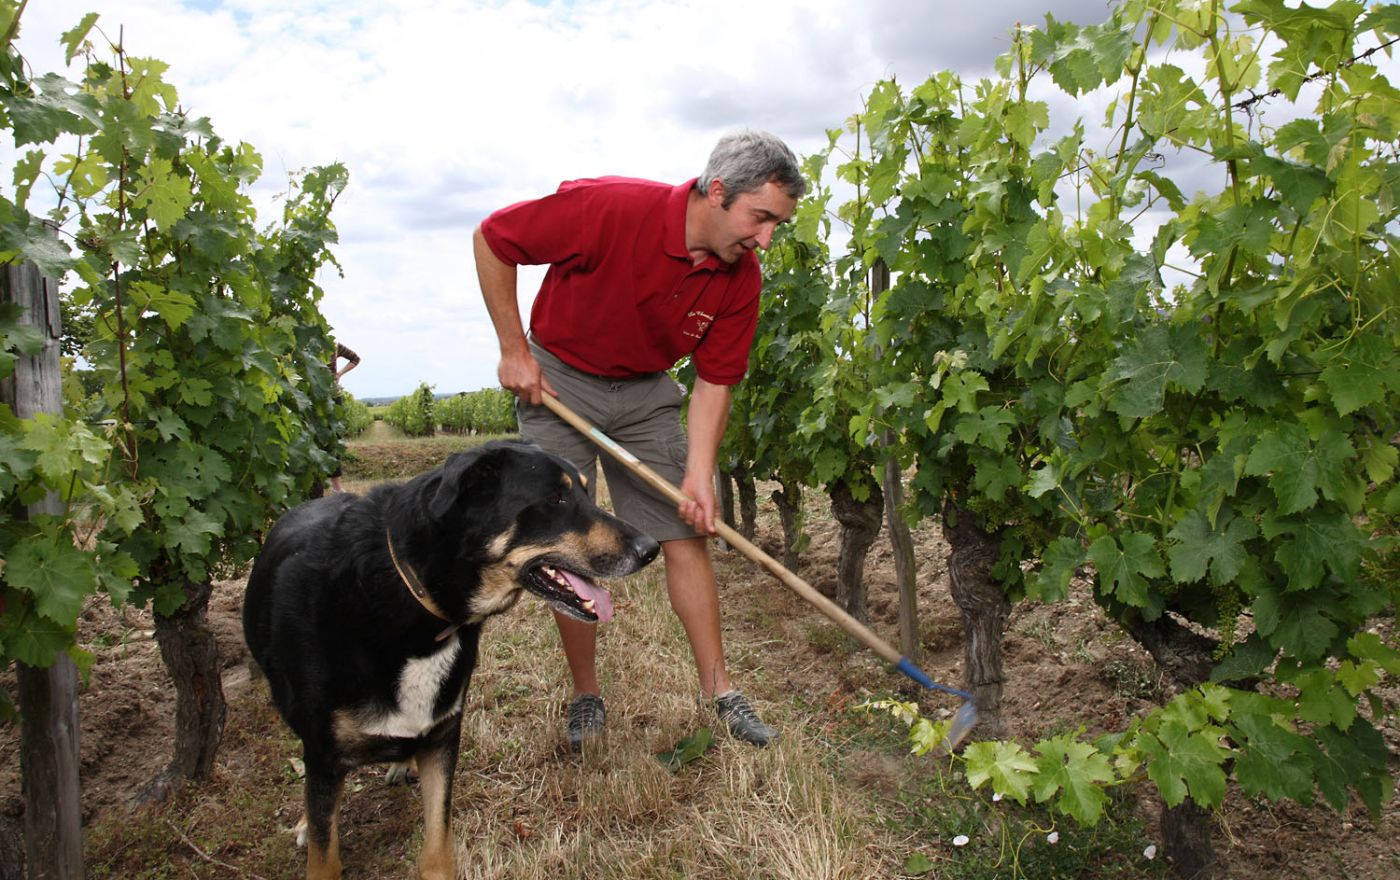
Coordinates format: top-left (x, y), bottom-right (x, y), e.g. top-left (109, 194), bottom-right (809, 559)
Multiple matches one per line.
top-left (560, 570), bottom-right (614, 623)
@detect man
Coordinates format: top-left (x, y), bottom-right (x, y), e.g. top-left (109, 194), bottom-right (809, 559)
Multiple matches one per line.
top-left (474, 130), bottom-right (805, 749)
top-left (328, 340), bottom-right (360, 493)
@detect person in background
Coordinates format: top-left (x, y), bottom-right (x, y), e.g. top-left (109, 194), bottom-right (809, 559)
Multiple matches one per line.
top-left (329, 340), bottom-right (359, 493)
top-left (474, 130), bottom-right (806, 749)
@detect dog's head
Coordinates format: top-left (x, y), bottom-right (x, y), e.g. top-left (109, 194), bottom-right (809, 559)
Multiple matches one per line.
top-left (414, 440), bottom-right (659, 624)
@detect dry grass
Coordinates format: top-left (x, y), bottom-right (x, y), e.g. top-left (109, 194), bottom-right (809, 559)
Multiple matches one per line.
top-left (434, 476), bottom-right (891, 879)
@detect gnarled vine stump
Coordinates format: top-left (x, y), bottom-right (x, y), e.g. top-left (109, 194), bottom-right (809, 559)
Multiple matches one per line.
top-left (829, 479), bottom-right (883, 624)
top-left (942, 499), bottom-right (1008, 738)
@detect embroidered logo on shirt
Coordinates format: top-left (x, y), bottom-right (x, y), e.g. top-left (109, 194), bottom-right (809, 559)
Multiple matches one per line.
top-left (682, 310), bottom-right (714, 340)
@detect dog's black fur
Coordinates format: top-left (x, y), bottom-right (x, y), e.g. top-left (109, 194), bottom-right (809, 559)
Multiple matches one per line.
top-left (243, 440), bottom-right (659, 880)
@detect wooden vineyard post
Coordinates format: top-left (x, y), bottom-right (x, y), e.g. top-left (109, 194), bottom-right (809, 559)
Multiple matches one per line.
top-left (1, 257), bottom-right (85, 880)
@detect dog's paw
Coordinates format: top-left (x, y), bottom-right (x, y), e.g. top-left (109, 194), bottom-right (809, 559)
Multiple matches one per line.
top-left (385, 759), bottom-right (418, 786)
top-left (293, 815), bottom-right (308, 849)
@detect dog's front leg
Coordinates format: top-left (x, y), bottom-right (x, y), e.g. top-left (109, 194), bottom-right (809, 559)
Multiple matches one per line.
top-left (414, 719), bottom-right (462, 880)
top-left (304, 761), bottom-right (346, 880)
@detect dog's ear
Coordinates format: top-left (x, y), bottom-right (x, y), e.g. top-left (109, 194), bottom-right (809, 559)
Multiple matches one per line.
top-left (426, 445), bottom-right (506, 521)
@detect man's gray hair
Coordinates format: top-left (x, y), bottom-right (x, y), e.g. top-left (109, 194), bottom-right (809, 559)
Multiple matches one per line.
top-left (697, 130), bottom-right (807, 208)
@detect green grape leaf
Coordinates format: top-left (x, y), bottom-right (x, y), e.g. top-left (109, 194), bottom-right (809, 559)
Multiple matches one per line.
top-left (1253, 587), bottom-right (1338, 661)
top-left (127, 281), bottom-right (197, 330)
top-left (1027, 537), bottom-right (1083, 603)
top-left (1160, 685), bottom-right (1231, 730)
top-left (952, 406), bottom-right (1016, 450)
top-left (20, 412), bottom-right (85, 483)
top-left (1, 318), bottom-right (44, 359)
top-left (1137, 720), bottom-right (1229, 809)
top-left (163, 508), bottom-right (225, 558)
top-left (1359, 437), bottom-right (1397, 485)
top-left (657, 728), bottom-right (715, 772)
top-left (1313, 721), bottom-right (1390, 814)
top-left (1232, 712), bottom-right (1316, 803)
top-left (93, 546), bottom-right (139, 606)
top-left (972, 455), bottom-right (1020, 500)
top-left (1334, 659), bottom-right (1380, 698)
top-left (1025, 461), bottom-right (1062, 500)
top-left (1249, 153), bottom-right (1332, 214)
top-left (3, 534), bottom-right (92, 626)
top-left (12, 150), bottom-right (45, 207)
top-left (1318, 335), bottom-right (1400, 416)
top-left (150, 408), bottom-right (189, 442)
top-left (1288, 667), bottom-right (1357, 730)
top-left (1031, 733), bottom-right (1115, 824)
top-left (963, 740), bottom-right (1038, 803)
top-left (1105, 324), bottom-right (1208, 418)
top-left (1167, 509), bottom-right (1256, 585)
top-left (1089, 531), bottom-right (1163, 609)
top-left (178, 378), bottom-right (214, 407)
top-left (903, 852), bottom-right (937, 875)
top-left (1210, 634), bottom-right (1277, 683)
top-left (1189, 201), bottom-right (1278, 259)
top-left (132, 156), bottom-right (194, 232)
top-left (1348, 632), bottom-right (1400, 675)
top-left (1271, 511), bottom-right (1364, 591)
top-left (2, 597), bottom-right (75, 667)
top-left (1360, 4), bottom-right (1400, 36)
top-left (1244, 424), bottom-right (1355, 515)
top-left (6, 73), bottom-right (100, 145)
top-left (0, 215), bottom-right (76, 278)
top-left (60, 12), bottom-right (101, 63)
top-left (0, 431), bottom-right (37, 495)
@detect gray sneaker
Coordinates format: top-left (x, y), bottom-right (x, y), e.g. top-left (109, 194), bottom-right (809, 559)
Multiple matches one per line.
top-left (565, 693), bottom-right (606, 750)
top-left (714, 690), bottom-right (778, 747)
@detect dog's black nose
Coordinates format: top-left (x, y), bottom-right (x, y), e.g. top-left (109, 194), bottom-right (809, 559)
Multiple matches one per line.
top-left (632, 535), bottom-right (660, 566)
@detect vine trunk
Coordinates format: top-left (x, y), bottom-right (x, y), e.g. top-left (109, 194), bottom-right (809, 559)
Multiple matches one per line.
top-left (147, 575), bottom-right (227, 800)
top-left (733, 466), bottom-right (757, 541)
top-left (829, 479), bottom-right (883, 623)
top-left (942, 499), bottom-right (1008, 738)
top-left (771, 482), bottom-right (803, 571)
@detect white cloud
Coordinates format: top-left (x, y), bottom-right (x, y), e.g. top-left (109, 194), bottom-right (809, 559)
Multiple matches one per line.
top-left (12, 0), bottom-right (1388, 399)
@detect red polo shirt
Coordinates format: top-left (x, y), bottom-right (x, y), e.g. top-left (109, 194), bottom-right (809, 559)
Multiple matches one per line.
top-left (479, 176), bottom-right (761, 386)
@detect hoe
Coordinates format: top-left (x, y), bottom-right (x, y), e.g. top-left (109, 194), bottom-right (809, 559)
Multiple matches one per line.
top-left (541, 393), bottom-right (979, 749)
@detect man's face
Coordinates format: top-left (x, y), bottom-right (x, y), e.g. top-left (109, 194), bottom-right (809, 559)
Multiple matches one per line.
top-left (708, 180), bottom-right (798, 264)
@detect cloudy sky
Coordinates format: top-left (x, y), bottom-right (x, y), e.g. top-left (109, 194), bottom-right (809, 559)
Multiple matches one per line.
top-left (13, 0), bottom-right (1186, 398)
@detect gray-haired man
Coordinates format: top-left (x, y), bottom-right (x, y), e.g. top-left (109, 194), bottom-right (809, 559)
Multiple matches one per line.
top-left (474, 131), bottom-right (806, 748)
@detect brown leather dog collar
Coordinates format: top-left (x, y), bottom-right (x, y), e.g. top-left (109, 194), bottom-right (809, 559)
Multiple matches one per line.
top-left (385, 529), bottom-right (465, 641)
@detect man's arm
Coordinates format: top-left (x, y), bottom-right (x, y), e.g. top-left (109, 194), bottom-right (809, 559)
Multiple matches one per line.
top-left (678, 377), bottom-right (732, 534)
top-left (474, 225), bottom-right (554, 404)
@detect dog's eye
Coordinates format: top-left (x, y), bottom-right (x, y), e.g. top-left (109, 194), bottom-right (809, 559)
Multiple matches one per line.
top-left (549, 492), bottom-right (568, 506)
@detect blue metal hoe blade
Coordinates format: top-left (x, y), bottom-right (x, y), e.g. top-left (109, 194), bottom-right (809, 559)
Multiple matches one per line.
top-left (895, 657), bottom-right (979, 750)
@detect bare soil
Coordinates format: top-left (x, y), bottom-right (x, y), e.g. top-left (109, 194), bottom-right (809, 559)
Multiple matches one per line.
top-left (2, 450), bottom-right (1396, 878)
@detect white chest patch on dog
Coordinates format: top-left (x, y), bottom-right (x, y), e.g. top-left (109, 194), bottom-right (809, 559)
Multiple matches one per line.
top-left (363, 637), bottom-right (464, 739)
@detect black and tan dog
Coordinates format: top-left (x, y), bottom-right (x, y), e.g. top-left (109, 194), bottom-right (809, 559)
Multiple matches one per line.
top-left (243, 440), bottom-right (659, 880)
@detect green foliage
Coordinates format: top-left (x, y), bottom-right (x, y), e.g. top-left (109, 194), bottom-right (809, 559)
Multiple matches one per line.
top-left (383, 382), bottom-right (437, 437)
top-left (657, 727), bottom-right (716, 772)
top-left (1, 9), bottom-right (344, 701)
top-left (436, 387), bottom-right (516, 435)
top-left (872, 706), bottom-right (1165, 879)
top-left (339, 394), bottom-right (374, 438)
top-left (751, 0), bottom-right (1399, 829)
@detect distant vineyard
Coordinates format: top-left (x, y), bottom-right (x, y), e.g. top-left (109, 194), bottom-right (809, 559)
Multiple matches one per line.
top-left (381, 384), bottom-right (516, 437)
top-left (341, 395), bottom-right (374, 438)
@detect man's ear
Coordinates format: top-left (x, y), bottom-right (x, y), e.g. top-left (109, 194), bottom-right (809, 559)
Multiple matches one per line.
top-left (706, 178), bottom-right (728, 207)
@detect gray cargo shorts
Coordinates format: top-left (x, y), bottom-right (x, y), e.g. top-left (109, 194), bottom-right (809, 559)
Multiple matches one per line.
top-left (516, 340), bottom-right (700, 543)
